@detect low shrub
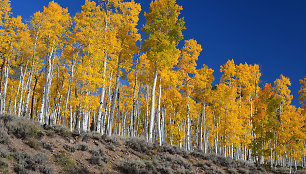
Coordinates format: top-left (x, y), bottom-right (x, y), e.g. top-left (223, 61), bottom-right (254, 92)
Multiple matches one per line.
top-left (195, 162), bottom-right (211, 171)
top-left (40, 164), bottom-right (54, 174)
top-left (89, 148), bottom-right (108, 165)
top-left (42, 141), bottom-right (54, 151)
top-left (159, 144), bottom-right (183, 155)
top-left (118, 160), bottom-right (146, 174)
top-left (24, 138), bottom-right (40, 150)
top-left (227, 168), bottom-right (238, 174)
top-left (6, 118), bottom-right (38, 139)
top-left (64, 144), bottom-right (76, 152)
top-left (176, 168), bottom-right (196, 174)
top-left (0, 159), bottom-right (8, 169)
top-left (0, 114), bottom-right (14, 124)
top-left (205, 166), bottom-right (225, 174)
top-left (0, 147), bottom-right (9, 158)
top-left (13, 152), bottom-right (37, 171)
top-left (13, 151), bottom-right (47, 172)
top-left (107, 143), bottom-right (116, 151)
top-left (125, 137), bottom-right (153, 155)
top-left (75, 142), bottom-right (88, 151)
top-left (14, 164), bottom-right (28, 174)
top-left (0, 123), bottom-right (10, 144)
top-left (55, 150), bottom-right (89, 174)
top-left (102, 134), bottom-right (122, 146)
top-left (34, 153), bottom-right (47, 164)
top-left (238, 167), bottom-right (249, 174)
top-left (90, 132), bottom-right (102, 140)
top-left (55, 151), bottom-right (78, 173)
top-left (50, 125), bottom-right (71, 138)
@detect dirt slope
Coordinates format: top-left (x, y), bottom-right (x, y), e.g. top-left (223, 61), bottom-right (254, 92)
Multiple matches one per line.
top-left (0, 114), bottom-right (304, 174)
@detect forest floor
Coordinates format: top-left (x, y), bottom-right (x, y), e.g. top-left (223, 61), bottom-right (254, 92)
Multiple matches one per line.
top-left (0, 114), bottom-right (305, 174)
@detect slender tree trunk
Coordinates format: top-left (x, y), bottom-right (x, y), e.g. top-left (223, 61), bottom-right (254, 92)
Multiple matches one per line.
top-left (103, 71), bottom-right (112, 135)
top-left (70, 105), bottom-right (73, 132)
top-left (97, 54), bottom-right (107, 133)
top-left (30, 76), bottom-right (38, 120)
top-left (40, 47), bottom-right (54, 124)
top-left (13, 72), bottom-right (22, 115)
top-left (8, 89), bottom-right (12, 114)
top-left (17, 65), bottom-right (28, 117)
top-left (1, 61), bottom-right (9, 114)
top-left (186, 103), bottom-right (191, 151)
top-left (144, 84), bottom-right (149, 140)
top-left (148, 66), bottom-right (158, 143)
top-left (108, 59), bottom-right (121, 136)
top-left (157, 78), bottom-right (162, 146)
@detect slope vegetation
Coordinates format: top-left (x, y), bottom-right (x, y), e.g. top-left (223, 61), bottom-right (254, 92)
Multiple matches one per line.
top-left (0, 114), bottom-right (303, 174)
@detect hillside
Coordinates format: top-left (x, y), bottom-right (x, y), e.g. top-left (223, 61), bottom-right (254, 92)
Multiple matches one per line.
top-left (0, 115), bottom-right (303, 174)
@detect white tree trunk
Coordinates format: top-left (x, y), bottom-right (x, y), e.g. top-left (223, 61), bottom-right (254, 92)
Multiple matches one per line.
top-left (157, 78), bottom-right (162, 146)
top-left (97, 54), bottom-right (107, 133)
top-left (104, 71), bottom-right (113, 135)
top-left (186, 104), bottom-right (191, 151)
top-left (148, 66), bottom-right (158, 143)
top-left (13, 72), bottom-right (22, 115)
top-left (108, 60), bottom-right (121, 136)
top-left (40, 47), bottom-right (54, 124)
top-left (1, 61), bottom-right (9, 114)
top-left (17, 66), bottom-right (27, 117)
top-left (144, 84), bottom-right (149, 141)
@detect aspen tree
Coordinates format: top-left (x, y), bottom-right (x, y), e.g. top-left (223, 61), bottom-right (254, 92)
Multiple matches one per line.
top-left (177, 39), bottom-right (202, 151)
top-left (35, 1), bottom-right (71, 124)
top-left (142, 0), bottom-right (184, 143)
top-left (107, 0), bottom-right (141, 136)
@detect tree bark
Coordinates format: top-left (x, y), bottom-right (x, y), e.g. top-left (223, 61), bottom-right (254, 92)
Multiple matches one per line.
top-left (148, 66), bottom-right (158, 143)
top-left (108, 58), bottom-right (121, 136)
top-left (1, 61), bottom-right (9, 114)
top-left (157, 78), bottom-right (162, 146)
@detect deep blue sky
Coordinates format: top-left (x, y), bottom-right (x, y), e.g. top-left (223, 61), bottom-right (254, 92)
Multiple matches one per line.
top-left (11, 0), bottom-right (306, 107)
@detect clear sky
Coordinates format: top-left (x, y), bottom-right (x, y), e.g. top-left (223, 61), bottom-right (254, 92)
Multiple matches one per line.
top-left (10, 0), bottom-right (306, 107)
